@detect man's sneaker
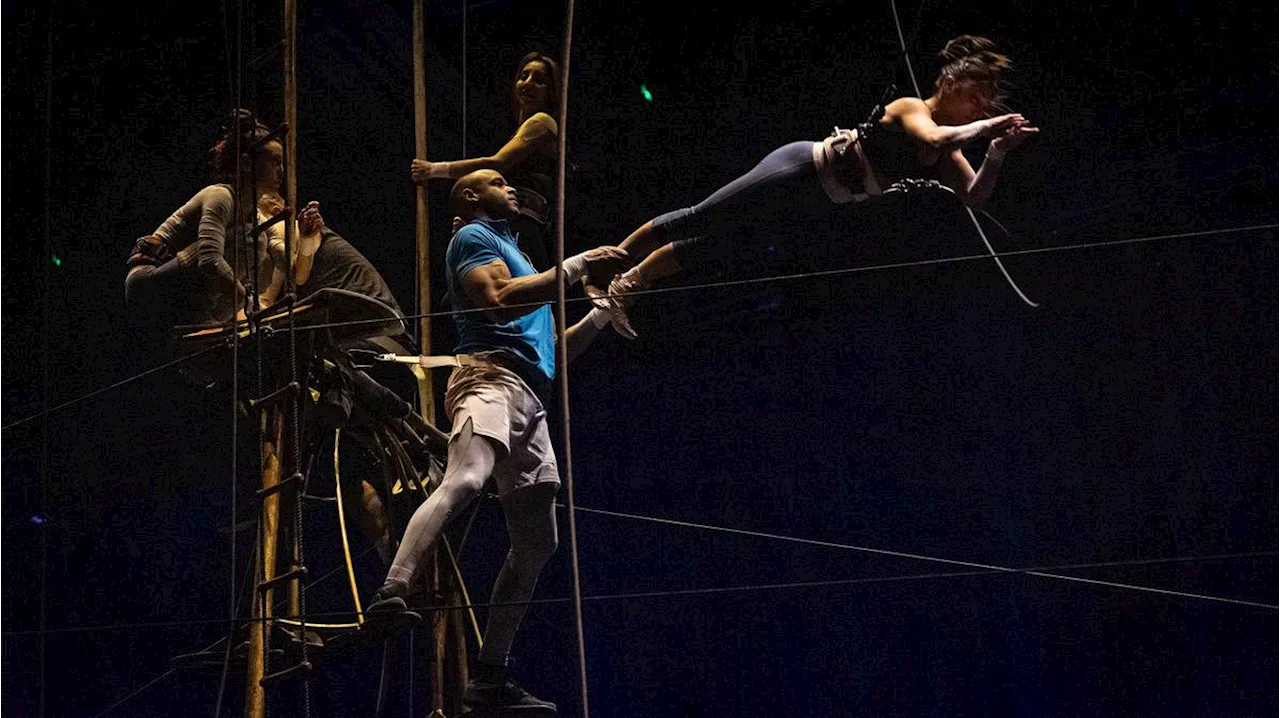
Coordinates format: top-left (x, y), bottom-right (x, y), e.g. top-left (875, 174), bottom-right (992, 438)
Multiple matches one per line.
top-left (463, 661), bottom-right (557, 712)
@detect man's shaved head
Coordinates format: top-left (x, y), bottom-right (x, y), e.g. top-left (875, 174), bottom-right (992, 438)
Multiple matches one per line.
top-left (451, 169), bottom-right (514, 219)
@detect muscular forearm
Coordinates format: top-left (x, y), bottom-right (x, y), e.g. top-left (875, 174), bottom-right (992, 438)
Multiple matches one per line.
top-left (564, 308), bottom-right (609, 364)
top-left (484, 267), bottom-right (566, 322)
top-left (476, 253), bottom-right (598, 323)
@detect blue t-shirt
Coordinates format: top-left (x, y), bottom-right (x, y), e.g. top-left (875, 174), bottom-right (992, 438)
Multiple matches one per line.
top-left (445, 217), bottom-right (555, 381)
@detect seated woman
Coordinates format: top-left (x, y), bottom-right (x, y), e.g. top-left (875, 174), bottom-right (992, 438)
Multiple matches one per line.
top-left (125, 109), bottom-right (282, 332)
top-left (591, 36), bottom-right (1039, 337)
top-left (410, 51), bottom-right (560, 269)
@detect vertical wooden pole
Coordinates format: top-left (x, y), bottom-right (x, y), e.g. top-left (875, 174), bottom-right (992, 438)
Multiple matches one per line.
top-left (414, 4), bottom-right (449, 710)
top-left (246, 408), bottom-right (284, 717)
top-left (283, 0), bottom-right (297, 220)
top-left (451, 582), bottom-right (470, 711)
top-left (432, 554), bottom-right (447, 712)
top-left (281, 0), bottom-right (304, 652)
top-left (412, 0), bottom-right (436, 425)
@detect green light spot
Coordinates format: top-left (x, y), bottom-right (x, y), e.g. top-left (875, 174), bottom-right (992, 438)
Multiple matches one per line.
top-left (52, 255), bottom-right (62, 267)
top-left (640, 85), bottom-right (653, 102)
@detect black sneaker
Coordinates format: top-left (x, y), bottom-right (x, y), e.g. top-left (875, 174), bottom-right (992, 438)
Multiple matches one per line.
top-left (464, 661), bottom-right (556, 712)
top-left (358, 582), bottom-right (421, 642)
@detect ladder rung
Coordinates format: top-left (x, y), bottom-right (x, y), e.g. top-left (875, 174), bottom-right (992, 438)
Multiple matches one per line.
top-left (247, 294), bottom-right (296, 325)
top-left (256, 473), bottom-right (303, 500)
top-left (259, 660), bottom-right (312, 687)
top-left (301, 494), bottom-right (336, 503)
top-left (257, 565), bottom-right (308, 593)
top-left (249, 382), bottom-right (299, 409)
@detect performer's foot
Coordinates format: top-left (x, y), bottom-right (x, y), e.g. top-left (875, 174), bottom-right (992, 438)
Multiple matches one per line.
top-left (584, 281), bottom-right (637, 340)
top-left (605, 267), bottom-right (650, 339)
top-left (366, 580), bottom-right (413, 616)
top-left (464, 660), bottom-right (557, 713)
top-left (358, 580), bottom-right (422, 642)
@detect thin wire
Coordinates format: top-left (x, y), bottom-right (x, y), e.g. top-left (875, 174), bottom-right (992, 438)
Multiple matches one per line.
top-left (2, 342), bottom-right (226, 432)
top-left (569, 505), bottom-right (1278, 609)
top-left (903, 0), bottom-right (929, 49)
top-left (94, 540), bottom-right (366, 718)
top-left (84, 546), bottom-right (1270, 717)
top-left (277, 222), bottom-right (1280, 336)
top-left (214, 0), bottom-right (246, 713)
top-left (555, 0), bottom-right (592, 713)
top-left (94, 666), bottom-right (180, 718)
top-left (39, 3), bottom-right (55, 714)
top-left (15, 547), bottom-right (1274, 641)
top-left (575, 566), bottom-right (1274, 607)
top-left (3, 221), bottom-right (1275, 435)
top-left (576, 504), bottom-right (1280, 570)
top-left (461, 0), bottom-right (467, 157)
top-left (888, 0), bottom-right (922, 97)
top-left (888, 0), bottom-right (1037, 306)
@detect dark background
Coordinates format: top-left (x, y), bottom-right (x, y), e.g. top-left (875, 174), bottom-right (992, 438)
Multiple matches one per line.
top-left (3, 0), bottom-right (1276, 715)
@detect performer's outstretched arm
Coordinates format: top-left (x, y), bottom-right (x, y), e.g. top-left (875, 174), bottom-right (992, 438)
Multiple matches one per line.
top-left (893, 97), bottom-right (1022, 153)
top-left (459, 246), bottom-right (630, 323)
top-left (411, 113), bottom-right (557, 184)
top-left (936, 122), bottom-right (1039, 208)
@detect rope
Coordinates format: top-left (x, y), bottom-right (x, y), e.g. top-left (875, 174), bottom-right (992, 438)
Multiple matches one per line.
top-left (887, 0), bottom-right (1038, 306)
top-left (554, 0), bottom-right (592, 713)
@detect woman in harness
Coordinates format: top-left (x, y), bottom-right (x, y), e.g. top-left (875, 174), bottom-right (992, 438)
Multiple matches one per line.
top-left (124, 110), bottom-right (283, 331)
top-left (590, 35), bottom-right (1039, 337)
top-left (410, 51), bottom-right (560, 270)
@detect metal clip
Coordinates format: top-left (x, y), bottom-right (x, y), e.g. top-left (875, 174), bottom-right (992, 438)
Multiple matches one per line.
top-left (346, 348), bottom-right (381, 369)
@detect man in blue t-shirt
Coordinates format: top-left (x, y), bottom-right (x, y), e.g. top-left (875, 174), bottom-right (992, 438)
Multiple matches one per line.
top-left (367, 169), bottom-right (630, 713)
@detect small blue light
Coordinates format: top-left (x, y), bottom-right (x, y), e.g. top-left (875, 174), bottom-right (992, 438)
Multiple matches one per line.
top-left (29, 514), bottom-right (48, 525)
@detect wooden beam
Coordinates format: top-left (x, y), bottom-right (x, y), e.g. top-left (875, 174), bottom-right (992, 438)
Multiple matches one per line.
top-left (412, 0), bottom-right (436, 424)
top-left (245, 408), bottom-right (285, 718)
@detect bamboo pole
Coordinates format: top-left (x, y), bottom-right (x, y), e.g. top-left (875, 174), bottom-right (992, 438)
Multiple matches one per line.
top-left (412, 0), bottom-right (436, 425)
top-left (245, 408), bottom-right (285, 717)
top-left (554, 0), bottom-right (592, 713)
top-left (451, 588), bottom-right (470, 708)
top-left (432, 551), bottom-right (447, 712)
top-left (413, 3), bottom-right (448, 710)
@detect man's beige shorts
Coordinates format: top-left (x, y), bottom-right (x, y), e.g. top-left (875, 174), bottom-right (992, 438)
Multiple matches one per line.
top-left (444, 358), bottom-right (560, 497)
